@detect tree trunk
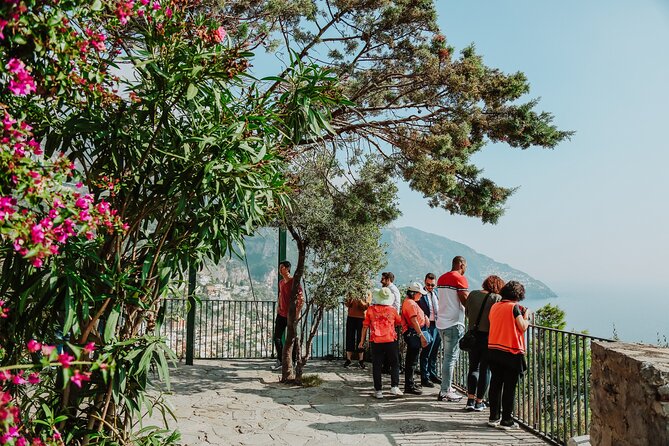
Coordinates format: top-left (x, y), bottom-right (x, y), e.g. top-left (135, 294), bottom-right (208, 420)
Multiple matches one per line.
top-left (294, 306), bottom-right (324, 382)
top-left (282, 226), bottom-right (306, 382)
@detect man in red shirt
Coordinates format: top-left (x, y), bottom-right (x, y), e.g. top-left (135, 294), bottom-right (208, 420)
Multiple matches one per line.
top-left (273, 260), bottom-right (303, 370)
top-left (436, 256), bottom-right (469, 402)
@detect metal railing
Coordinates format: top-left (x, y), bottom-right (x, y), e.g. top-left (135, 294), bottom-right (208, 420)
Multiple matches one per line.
top-left (451, 324), bottom-right (612, 445)
top-left (158, 299), bottom-right (346, 360)
top-left (158, 298), bottom-right (610, 445)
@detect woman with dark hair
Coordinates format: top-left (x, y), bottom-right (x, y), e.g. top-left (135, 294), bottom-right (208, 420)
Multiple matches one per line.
top-left (486, 281), bottom-right (532, 430)
top-left (463, 275), bottom-right (505, 411)
top-left (344, 292), bottom-right (371, 368)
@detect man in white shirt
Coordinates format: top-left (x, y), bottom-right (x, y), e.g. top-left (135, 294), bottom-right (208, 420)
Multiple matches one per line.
top-left (418, 273), bottom-right (441, 387)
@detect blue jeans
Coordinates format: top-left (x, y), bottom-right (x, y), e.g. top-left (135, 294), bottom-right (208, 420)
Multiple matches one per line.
top-left (420, 322), bottom-right (441, 381)
top-left (439, 324), bottom-right (464, 393)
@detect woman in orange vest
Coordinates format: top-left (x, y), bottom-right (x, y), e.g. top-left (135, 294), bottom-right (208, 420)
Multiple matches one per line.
top-left (486, 281), bottom-right (532, 430)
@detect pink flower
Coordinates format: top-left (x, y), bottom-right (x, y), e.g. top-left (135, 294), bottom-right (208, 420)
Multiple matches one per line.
top-left (28, 372), bottom-right (40, 384)
top-left (30, 224), bottom-right (45, 244)
top-left (0, 371), bottom-right (12, 381)
top-left (27, 339), bottom-right (42, 353)
top-left (5, 59), bottom-right (37, 96)
top-left (83, 342), bottom-right (96, 354)
top-left (31, 257), bottom-right (43, 268)
top-left (79, 210), bottom-right (91, 221)
top-left (41, 345), bottom-right (56, 356)
top-left (85, 231), bottom-right (95, 240)
top-left (152, 1), bottom-right (160, 10)
top-left (58, 353), bottom-right (75, 368)
top-left (165, 7), bottom-right (172, 18)
top-left (213, 27), bottom-right (227, 43)
top-left (70, 370), bottom-right (91, 388)
top-left (12, 372), bottom-right (27, 385)
top-left (0, 19), bottom-right (7, 40)
top-left (75, 197), bottom-right (89, 209)
top-left (96, 201), bottom-right (110, 214)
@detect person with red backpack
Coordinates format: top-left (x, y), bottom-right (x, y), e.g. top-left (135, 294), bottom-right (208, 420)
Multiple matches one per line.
top-left (359, 287), bottom-right (403, 399)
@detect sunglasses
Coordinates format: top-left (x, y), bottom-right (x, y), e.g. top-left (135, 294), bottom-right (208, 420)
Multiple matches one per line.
top-left (425, 283), bottom-right (435, 288)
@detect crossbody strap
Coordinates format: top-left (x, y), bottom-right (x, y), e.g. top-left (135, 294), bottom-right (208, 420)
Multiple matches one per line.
top-left (472, 293), bottom-right (491, 329)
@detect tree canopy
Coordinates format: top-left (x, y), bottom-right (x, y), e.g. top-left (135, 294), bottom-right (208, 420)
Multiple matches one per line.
top-left (225, 0), bottom-right (572, 223)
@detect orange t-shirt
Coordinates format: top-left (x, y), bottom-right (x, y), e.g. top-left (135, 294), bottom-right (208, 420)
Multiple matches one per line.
top-left (401, 298), bottom-right (427, 334)
top-left (363, 305), bottom-right (401, 343)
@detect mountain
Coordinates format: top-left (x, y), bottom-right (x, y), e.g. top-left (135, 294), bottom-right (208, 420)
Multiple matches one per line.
top-left (381, 227), bottom-right (556, 299)
top-left (196, 226), bottom-right (557, 300)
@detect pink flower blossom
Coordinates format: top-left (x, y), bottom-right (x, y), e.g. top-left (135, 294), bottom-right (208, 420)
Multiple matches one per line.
top-left (12, 372), bottom-right (27, 385)
top-left (27, 339), bottom-right (42, 353)
top-left (0, 371), bottom-right (12, 381)
top-left (41, 345), bottom-right (56, 356)
top-left (83, 342), bottom-right (96, 354)
top-left (0, 19), bottom-right (7, 40)
top-left (70, 370), bottom-right (91, 388)
top-left (79, 210), bottom-right (91, 222)
top-left (213, 26), bottom-right (227, 43)
top-left (31, 257), bottom-right (43, 268)
top-left (75, 197), bottom-right (90, 209)
top-left (152, 1), bottom-right (161, 10)
top-left (30, 224), bottom-right (45, 244)
top-left (58, 353), bottom-right (75, 368)
top-left (165, 7), bottom-right (172, 18)
top-left (28, 373), bottom-right (40, 385)
top-left (5, 59), bottom-right (37, 96)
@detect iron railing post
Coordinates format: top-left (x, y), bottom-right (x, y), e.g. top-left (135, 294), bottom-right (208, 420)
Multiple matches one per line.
top-left (185, 262), bottom-right (196, 365)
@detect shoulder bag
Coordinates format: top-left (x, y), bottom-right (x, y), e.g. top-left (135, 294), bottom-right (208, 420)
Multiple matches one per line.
top-left (459, 293), bottom-right (490, 352)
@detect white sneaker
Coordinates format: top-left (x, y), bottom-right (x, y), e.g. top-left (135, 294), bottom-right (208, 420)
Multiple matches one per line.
top-left (374, 390), bottom-right (384, 399)
top-left (445, 390), bottom-right (463, 401)
top-left (271, 360), bottom-right (282, 371)
top-left (389, 386), bottom-right (404, 396)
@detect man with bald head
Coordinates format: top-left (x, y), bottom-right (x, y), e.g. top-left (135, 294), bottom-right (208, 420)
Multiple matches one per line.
top-left (436, 256), bottom-right (469, 402)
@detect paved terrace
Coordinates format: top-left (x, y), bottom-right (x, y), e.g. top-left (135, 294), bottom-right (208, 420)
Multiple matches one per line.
top-left (151, 359), bottom-right (551, 446)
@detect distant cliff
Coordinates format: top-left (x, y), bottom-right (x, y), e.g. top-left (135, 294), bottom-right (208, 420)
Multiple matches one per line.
top-left (381, 227), bottom-right (556, 299)
top-left (196, 226), bottom-right (557, 300)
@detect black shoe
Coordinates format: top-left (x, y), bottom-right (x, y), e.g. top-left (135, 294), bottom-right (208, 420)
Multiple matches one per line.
top-left (421, 379), bottom-right (435, 388)
top-left (430, 376), bottom-right (442, 384)
top-left (343, 359), bottom-right (352, 368)
top-left (404, 386), bottom-right (423, 395)
top-left (358, 361), bottom-right (366, 369)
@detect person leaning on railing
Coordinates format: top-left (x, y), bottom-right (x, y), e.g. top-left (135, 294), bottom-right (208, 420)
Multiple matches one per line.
top-left (463, 275), bottom-right (504, 412)
top-left (486, 281), bottom-right (532, 430)
top-left (344, 291), bottom-right (372, 369)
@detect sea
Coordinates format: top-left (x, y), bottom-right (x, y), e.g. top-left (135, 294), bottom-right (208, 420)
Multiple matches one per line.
top-left (531, 284), bottom-right (667, 345)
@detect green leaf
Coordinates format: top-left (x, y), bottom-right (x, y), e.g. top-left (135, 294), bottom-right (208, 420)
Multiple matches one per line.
top-left (186, 83), bottom-right (198, 100)
top-left (91, 0), bottom-right (103, 10)
top-left (104, 305), bottom-right (121, 343)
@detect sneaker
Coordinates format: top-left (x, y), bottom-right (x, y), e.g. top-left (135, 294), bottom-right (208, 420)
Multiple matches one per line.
top-left (421, 379), bottom-right (435, 388)
top-left (358, 361), bottom-right (366, 369)
top-left (374, 390), bottom-right (383, 399)
top-left (474, 401), bottom-right (487, 411)
top-left (343, 359), bottom-right (352, 368)
top-left (389, 386), bottom-right (404, 396)
top-left (464, 398), bottom-right (475, 411)
top-left (487, 418), bottom-right (501, 427)
top-left (271, 360), bottom-right (282, 371)
top-left (497, 419), bottom-right (518, 430)
top-left (404, 386), bottom-right (422, 395)
top-left (444, 390), bottom-right (463, 402)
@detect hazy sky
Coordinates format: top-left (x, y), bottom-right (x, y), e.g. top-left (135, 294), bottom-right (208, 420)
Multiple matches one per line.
top-left (395, 0), bottom-right (669, 295)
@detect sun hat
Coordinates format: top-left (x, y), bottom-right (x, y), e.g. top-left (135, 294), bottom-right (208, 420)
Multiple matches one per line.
top-left (372, 287), bottom-right (394, 306)
top-left (407, 281), bottom-right (427, 295)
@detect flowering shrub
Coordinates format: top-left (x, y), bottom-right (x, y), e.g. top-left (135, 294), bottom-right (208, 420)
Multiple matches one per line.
top-left (0, 336), bottom-right (108, 445)
top-left (0, 111), bottom-right (125, 267)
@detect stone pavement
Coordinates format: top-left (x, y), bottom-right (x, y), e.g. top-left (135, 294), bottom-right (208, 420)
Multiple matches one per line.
top-left (149, 359), bottom-right (550, 446)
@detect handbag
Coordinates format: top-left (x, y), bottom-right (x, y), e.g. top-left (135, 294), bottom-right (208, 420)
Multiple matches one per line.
top-left (459, 293), bottom-right (490, 352)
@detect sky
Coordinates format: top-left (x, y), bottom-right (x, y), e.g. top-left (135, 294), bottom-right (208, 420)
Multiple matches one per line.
top-left (395, 0), bottom-right (669, 304)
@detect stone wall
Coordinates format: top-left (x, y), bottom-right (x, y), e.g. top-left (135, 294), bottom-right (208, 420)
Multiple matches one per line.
top-left (590, 341), bottom-right (669, 446)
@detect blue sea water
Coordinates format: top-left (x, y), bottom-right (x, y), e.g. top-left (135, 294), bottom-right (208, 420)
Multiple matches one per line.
top-left (531, 285), bottom-right (667, 345)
